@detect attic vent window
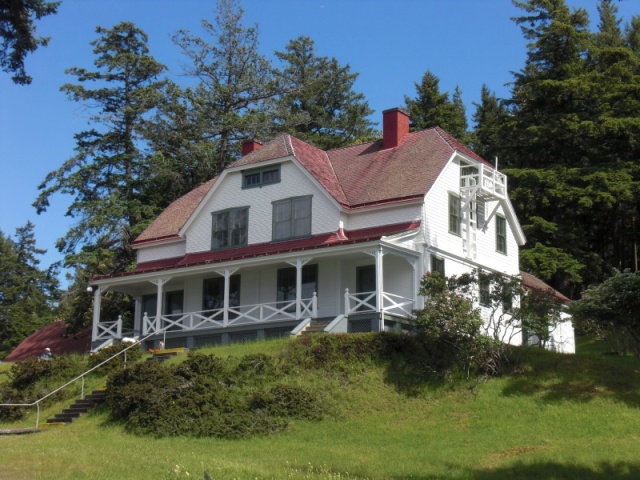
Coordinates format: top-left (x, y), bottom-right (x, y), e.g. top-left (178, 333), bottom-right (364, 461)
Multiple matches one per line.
top-left (243, 165), bottom-right (280, 188)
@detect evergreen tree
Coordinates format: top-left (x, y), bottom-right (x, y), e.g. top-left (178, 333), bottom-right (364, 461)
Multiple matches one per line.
top-left (33, 22), bottom-right (166, 331)
top-left (503, 0), bottom-right (640, 295)
top-left (34, 22), bottom-right (166, 273)
top-left (404, 70), bottom-right (468, 141)
top-left (0, 223), bottom-right (59, 357)
top-left (505, 0), bottom-right (591, 169)
top-left (470, 84), bottom-right (509, 161)
top-left (0, 0), bottom-right (59, 84)
top-left (271, 36), bottom-right (375, 150)
top-left (170, 0), bottom-right (278, 168)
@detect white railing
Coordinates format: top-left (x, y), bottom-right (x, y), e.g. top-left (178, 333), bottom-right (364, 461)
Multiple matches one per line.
top-left (95, 316), bottom-right (122, 340)
top-left (141, 294), bottom-right (318, 336)
top-left (382, 292), bottom-right (414, 317)
top-left (460, 164), bottom-right (507, 199)
top-left (344, 289), bottom-right (414, 318)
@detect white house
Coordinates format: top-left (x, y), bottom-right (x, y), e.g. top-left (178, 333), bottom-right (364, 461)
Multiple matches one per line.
top-left (89, 108), bottom-right (570, 352)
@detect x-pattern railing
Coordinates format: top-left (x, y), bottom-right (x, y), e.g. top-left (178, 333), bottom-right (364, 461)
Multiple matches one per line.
top-left (345, 289), bottom-right (414, 317)
top-left (141, 295), bottom-right (318, 335)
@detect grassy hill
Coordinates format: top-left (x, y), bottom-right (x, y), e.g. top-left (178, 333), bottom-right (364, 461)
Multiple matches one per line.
top-left (1, 335), bottom-right (639, 480)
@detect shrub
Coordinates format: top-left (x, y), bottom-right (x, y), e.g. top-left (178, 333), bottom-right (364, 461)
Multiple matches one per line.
top-left (105, 351), bottom-right (325, 439)
top-left (88, 342), bottom-right (143, 376)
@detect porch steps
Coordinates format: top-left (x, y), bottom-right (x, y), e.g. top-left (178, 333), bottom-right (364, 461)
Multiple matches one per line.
top-left (302, 320), bottom-right (331, 335)
top-left (147, 347), bottom-right (187, 363)
top-left (45, 387), bottom-right (107, 426)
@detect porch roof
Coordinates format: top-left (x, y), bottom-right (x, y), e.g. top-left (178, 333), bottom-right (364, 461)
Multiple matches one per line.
top-left (95, 221), bottom-right (421, 281)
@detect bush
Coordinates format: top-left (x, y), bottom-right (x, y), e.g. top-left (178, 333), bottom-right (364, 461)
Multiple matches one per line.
top-left (105, 351), bottom-right (324, 439)
top-left (88, 342), bottom-right (143, 376)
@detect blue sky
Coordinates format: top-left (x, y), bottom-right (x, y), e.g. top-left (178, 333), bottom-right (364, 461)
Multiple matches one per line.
top-left (1, 0), bottom-right (637, 285)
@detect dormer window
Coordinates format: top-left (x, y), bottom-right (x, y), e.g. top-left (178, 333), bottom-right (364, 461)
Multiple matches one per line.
top-left (243, 165), bottom-right (281, 188)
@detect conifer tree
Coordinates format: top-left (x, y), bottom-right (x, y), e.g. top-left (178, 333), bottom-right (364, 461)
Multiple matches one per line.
top-left (170, 0), bottom-right (278, 168)
top-left (0, 223), bottom-right (58, 356)
top-left (405, 70), bottom-right (468, 141)
top-left (271, 36), bottom-right (375, 150)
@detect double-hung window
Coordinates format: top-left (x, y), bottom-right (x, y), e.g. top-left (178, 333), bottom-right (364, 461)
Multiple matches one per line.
top-left (496, 215), bottom-right (507, 254)
top-left (273, 196), bottom-right (312, 241)
top-left (212, 207), bottom-right (249, 250)
top-left (448, 193), bottom-right (461, 235)
top-left (243, 166), bottom-right (280, 188)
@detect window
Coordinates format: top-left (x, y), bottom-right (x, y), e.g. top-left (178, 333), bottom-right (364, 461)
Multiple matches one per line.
top-left (203, 275), bottom-right (241, 311)
top-left (277, 265), bottom-right (318, 310)
top-left (273, 196), bottom-right (312, 241)
top-left (243, 165), bottom-right (280, 188)
top-left (476, 199), bottom-right (485, 229)
top-left (496, 215), bottom-right (507, 254)
top-left (142, 294), bottom-right (157, 318)
top-left (502, 284), bottom-right (513, 313)
top-left (479, 275), bottom-right (490, 307)
top-left (212, 207), bottom-right (248, 250)
top-left (448, 193), bottom-right (461, 235)
top-left (431, 255), bottom-right (445, 276)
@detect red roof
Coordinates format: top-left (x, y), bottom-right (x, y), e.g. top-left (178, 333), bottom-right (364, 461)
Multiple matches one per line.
top-left (97, 221), bottom-right (420, 280)
top-left (5, 322), bottom-right (92, 362)
top-left (520, 271), bottom-right (571, 303)
top-left (135, 126), bottom-right (491, 246)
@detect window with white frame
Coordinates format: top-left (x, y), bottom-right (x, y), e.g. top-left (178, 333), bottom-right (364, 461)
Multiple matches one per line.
top-left (272, 196), bottom-right (312, 241)
top-left (448, 193), bottom-right (461, 235)
top-left (211, 207), bottom-right (249, 250)
top-left (496, 215), bottom-right (507, 254)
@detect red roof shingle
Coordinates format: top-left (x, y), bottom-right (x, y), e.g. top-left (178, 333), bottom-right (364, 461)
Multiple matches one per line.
top-left (133, 126), bottom-right (491, 246)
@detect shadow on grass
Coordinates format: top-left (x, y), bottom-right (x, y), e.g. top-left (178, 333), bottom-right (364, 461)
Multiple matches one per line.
top-left (388, 461), bottom-right (640, 480)
top-left (468, 460), bottom-right (640, 480)
top-left (500, 347), bottom-right (640, 408)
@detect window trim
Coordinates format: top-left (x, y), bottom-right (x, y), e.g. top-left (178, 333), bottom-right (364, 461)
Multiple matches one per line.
top-left (242, 165), bottom-right (281, 189)
top-left (448, 192), bottom-right (461, 236)
top-left (496, 215), bottom-right (507, 254)
top-left (211, 206), bottom-right (249, 251)
top-left (272, 195), bottom-right (312, 241)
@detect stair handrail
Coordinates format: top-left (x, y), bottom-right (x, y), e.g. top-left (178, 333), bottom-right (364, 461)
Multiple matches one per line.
top-left (0, 325), bottom-right (171, 429)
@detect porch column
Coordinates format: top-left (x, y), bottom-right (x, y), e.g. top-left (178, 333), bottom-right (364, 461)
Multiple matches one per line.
top-left (215, 268), bottom-right (238, 325)
top-left (133, 296), bottom-right (142, 337)
top-left (376, 247), bottom-right (384, 312)
top-left (150, 278), bottom-right (171, 332)
top-left (364, 246), bottom-right (385, 331)
top-left (286, 258), bottom-right (310, 319)
top-left (91, 286), bottom-right (105, 342)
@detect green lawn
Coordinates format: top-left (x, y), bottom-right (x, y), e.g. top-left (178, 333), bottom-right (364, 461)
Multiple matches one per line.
top-left (1, 336), bottom-right (639, 480)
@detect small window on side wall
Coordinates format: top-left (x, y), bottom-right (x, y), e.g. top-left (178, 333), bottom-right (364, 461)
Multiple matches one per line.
top-left (431, 256), bottom-right (445, 276)
top-left (496, 215), bottom-right (507, 254)
top-left (448, 193), bottom-right (461, 235)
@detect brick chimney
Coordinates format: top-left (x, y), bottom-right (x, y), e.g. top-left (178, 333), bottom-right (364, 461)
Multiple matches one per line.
top-left (382, 107), bottom-right (410, 150)
top-left (242, 139), bottom-right (263, 157)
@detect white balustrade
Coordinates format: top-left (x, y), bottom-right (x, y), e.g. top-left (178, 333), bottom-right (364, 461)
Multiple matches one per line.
top-left (137, 296), bottom-right (318, 336)
top-left (345, 289), bottom-right (414, 317)
top-left (96, 315), bottom-right (122, 340)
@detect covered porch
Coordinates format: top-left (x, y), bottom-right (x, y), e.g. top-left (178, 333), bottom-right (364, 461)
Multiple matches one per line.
top-left (90, 241), bottom-right (422, 350)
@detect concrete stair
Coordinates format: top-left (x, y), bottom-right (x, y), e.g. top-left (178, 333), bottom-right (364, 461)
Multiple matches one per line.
top-left (44, 387), bottom-right (107, 426)
top-left (302, 320), bottom-right (330, 335)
